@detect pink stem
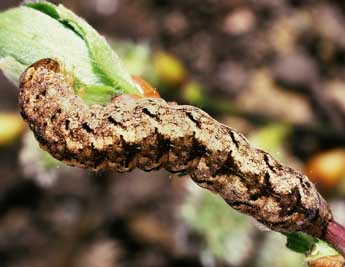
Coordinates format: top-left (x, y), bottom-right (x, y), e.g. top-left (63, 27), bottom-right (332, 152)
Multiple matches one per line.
top-left (325, 220), bottom-right (345, 257)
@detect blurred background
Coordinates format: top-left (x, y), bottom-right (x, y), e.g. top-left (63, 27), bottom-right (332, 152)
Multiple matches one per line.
top-left (0, 0), bottom-right (345, 266)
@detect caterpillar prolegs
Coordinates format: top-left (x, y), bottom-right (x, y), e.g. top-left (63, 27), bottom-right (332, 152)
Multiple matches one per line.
top-left (19, 59), bottom-right (332, 238)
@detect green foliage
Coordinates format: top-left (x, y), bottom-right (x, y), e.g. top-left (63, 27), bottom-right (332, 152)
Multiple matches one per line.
top-left (306, 239), bottom-right (340, 262)
top-left (285, 232), bottom-right (316, 253)
top-left (78, 84), bottom-right (115, 106)
top-left (0, 57), bottom-right (26, 85)
top-left (0, 1), bottom-right (140, 103)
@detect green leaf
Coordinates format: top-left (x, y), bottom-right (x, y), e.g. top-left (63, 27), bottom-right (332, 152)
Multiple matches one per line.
top-left (78, 84), bottom-right (115, 106)
top-left (24, 1), bottom-right (59, 18)
top-left (306, 239), bottom-right (340, 262)
top-left (0, 57), bottom-right (26, 85)
top-left (285, 232), bottom-right (316, 253)
top-left (0, 1), bottom-right (141, 102)
top-left (26, 1), bottom-right (139, 95)
top-left (0, 6), bottom-right (98, 85)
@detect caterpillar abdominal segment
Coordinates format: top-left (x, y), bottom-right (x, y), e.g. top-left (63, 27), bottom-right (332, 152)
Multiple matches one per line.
top-left (19, 58), bottom-right (332, 238)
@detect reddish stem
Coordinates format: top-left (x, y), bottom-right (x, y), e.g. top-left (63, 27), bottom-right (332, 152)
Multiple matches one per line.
top-left (325, 220), bottom-right (345, 257)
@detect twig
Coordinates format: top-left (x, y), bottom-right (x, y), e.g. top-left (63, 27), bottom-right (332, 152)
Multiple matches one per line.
top-left (325, 221), bottom-right (345, 257)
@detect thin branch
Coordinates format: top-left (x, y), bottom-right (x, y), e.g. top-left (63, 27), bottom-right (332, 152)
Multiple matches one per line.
top-left (325, 221), bottom-right (345, 257)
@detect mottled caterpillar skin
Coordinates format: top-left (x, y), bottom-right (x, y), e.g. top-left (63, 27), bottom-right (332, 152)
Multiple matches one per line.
top-left (19, 59), bottom-right (332, 237)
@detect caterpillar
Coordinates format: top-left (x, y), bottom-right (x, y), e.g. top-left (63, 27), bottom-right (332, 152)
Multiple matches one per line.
top-left (19, 58), bottom-right (332, 238)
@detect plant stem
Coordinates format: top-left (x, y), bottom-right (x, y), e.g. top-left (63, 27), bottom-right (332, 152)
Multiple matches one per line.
top-left (325, 220), bottom-right (345, 257)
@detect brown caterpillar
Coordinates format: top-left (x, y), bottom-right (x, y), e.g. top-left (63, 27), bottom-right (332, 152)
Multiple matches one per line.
top-left (19, 59), bottom-right (332, 238)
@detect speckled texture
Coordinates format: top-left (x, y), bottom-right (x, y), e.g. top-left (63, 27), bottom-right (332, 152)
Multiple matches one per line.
top-left (19, 59), bottom-right (332, 237)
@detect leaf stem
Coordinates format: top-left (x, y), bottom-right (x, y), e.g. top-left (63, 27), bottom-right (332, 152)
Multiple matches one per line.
top-left (325, 220), bottom-right (345, 257)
